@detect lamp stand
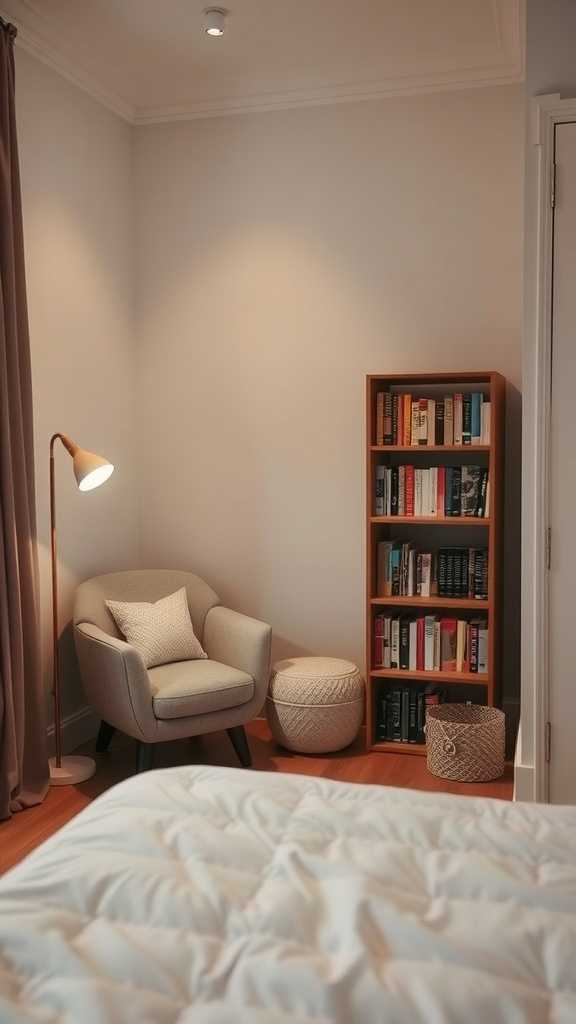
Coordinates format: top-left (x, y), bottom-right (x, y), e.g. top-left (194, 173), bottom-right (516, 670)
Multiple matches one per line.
top-left (49, 434), bottom-right (95, 786)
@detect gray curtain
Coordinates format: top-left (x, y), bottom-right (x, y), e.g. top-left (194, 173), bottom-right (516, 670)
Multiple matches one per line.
top-left (0, 18), bottom-right (48, 819)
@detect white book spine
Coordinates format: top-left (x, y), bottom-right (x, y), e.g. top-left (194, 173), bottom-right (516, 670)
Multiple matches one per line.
top-left (429, 467), bottom-right (437, 517)
top-left (414, 469), bottom-right (422, 517)
top-left (481, 402), bottom-right (491, 444)
top-left (454, 395), bottom-right (463, 445)
top-left (444, 396), bottom-right (454, 445)
top-left (421, 553), bottom-right (431, 597)
top-left (433, 621), bottom-right (441, 671)
top-left (478, 628), bottom-right (489, 674)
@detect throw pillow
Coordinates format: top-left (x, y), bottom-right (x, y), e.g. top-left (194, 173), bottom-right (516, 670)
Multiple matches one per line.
top-left (106, 587), bottom-right (207, 669)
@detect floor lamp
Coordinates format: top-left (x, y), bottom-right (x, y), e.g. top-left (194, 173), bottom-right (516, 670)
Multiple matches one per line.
top-left (49, 433), bottom-right (114, 786)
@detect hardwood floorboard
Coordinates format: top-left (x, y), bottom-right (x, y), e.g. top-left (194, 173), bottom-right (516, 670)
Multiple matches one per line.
top-left (0, 719), bottom-right (513, 876)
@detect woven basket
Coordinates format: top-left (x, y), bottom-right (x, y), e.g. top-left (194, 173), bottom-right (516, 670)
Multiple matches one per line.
top-left (426, 704), bottom-right (505, 782)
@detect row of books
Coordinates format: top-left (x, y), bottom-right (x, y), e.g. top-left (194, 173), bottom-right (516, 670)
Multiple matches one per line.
top-left (376, 687), bottom-right (444, 744)
top-left (374, 615), bottom-right (489, 673)
top-left (376, 544), bottom-right (489, 600)
top-left (375, 464), bottom-right (489, 518)
top-left (375, 392), bottom-right (491, 447)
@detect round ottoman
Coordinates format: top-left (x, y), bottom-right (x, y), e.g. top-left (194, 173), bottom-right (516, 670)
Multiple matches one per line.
top-left (266, 657), bottom-right (364, 754)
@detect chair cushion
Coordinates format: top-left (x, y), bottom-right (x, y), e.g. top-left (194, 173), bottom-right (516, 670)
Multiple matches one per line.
top-left (106, 587), bottom-right (207, 669)
top-left (150, 659), bottom-right (254, 720)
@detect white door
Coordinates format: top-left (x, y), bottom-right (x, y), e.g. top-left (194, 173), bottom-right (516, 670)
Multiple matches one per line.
top-left (550, 121), bottom-right (576, 803)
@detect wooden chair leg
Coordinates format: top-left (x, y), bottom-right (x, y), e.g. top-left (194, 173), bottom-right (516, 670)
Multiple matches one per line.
top-left (136, 741), bottom-right (154, 773)
top-left (96, 720), bottom-right (116, 753)
top-left (227, 726), bottom-right (252, 768)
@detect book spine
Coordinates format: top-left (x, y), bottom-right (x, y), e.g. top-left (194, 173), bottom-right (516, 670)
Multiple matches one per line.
top-left (375, 465), bottom-right (385, 515)
top-left (418, 399), bottom-right (428, 445)
top-left (383, 617), bottom-right (391, 669)
top-left (476, 469), bottom-right (488, 518)
top-left (416, 691), bottom-right (426, 743)
top-left (376, 392), bottom-right (385, 445)
top-left (397, 394), bottom-right (404, 446)
top-left (416, 617), bottom-right (425, 671)
top-left (408, 689), bottom-right (419, 743)
top-left (478, 626), bottom-right (489, 674)
top-left (481, 401), bottom-right (491, 444)
top-left (471, 392), bottom-right (482, 444)
top-left (398, 465), bottom-right (406, 517)
top-left (424, 616), bottom-right (436, 671)
top-left (399, 618), bottom-right (410, 670)
top-left (454, 394), bottom-right (463, 445)
top-left (391, 619), bottom-right (400, 669)
top-left (383, 392), bottom-right (393, 445)
top-left (438, 549), bottom-right (447, 597)
top-left (435, 399), bottom-right (445, 445)
top-left (444, 396), bottom-right (454, 445)
top-left (462, 394), bottom-right (472, 446)
top-left (374, 614), bottom-right (384, 666)
top-left (401, 689), bottom-right (410, 742)
top-left (427, 399), bottom-right (436, 447)
top-left (469, 623), bottom-right (479, 672)
top-left (437, 465), bottom-right (446, 518)
top-left (403, 394), bottom-right (412, 445)
top-left (390, 689), bottom-right (402, 741)
top-left (405, 465), bottom-right (415, 516)
top-left (390, 467), bottom-right (399, 516)
top-left (411, 401), bottom-right (420, 446)
top-left (444, 467), bottom-right (453, 516)
top-left (409, 619), bottom-right (418, 670)
top-left (451, 467), bottom-right (461, 516)
top-left (391, 394), bottom-right (399, 447)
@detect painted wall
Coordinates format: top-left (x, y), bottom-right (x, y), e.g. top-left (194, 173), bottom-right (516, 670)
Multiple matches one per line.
top-left (135, 86), bottom-right (523, 706)
top-left (15, 50), bottom-right (139, 731)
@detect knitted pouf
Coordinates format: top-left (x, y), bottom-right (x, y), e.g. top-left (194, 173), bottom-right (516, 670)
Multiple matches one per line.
top-left (266, 657), bottom-right (364, 754)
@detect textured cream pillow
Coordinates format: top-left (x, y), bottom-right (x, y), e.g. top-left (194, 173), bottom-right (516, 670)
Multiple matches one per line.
top-left (106, 587), bottom-right (207, 669)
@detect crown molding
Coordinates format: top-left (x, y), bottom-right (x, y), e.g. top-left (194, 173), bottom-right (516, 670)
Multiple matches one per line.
top-left (134, 62), bottom-right (524, 125)
top-left (2, 0), bottom-right (524, 128)
top-left (0, 6), bottom-right (135, 122)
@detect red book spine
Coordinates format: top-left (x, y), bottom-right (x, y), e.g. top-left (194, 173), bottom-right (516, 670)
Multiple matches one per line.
top-left (437, 465), bottom-right (446, 518)
top-left (405, 465), bottom-right (415, 516)
top-left (416, 617), bottom-right (425, 671)
top-left (374, 614), bottom-right (384, 666)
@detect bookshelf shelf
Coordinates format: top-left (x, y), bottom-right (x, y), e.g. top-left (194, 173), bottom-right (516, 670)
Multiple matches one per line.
top-left (365, 371), bottom-right (505, 754)
top-left (370, 516), bottom-right (491, 526)
top-left (371, 669), bottom-right (489, 684)
top-left (370, 445), bottom-right (491, 453)
top-left (370, 596), bottom-right (489, 610)
top-left (371, 741), bottom-right (427, 756)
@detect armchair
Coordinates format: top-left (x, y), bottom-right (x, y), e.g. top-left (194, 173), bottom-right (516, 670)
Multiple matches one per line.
top-left (74, 570), bottom-right (272, 771)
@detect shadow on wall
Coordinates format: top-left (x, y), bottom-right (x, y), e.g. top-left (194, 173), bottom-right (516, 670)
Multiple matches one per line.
top-left (502, 380), bottom-right (522, 753)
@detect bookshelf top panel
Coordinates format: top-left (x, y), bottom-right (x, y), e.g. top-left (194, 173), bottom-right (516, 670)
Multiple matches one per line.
top-left (367, 371), bottom-right (504, 386)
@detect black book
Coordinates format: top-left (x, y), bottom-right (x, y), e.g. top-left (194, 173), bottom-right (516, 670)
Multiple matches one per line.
top-left (383, 392), bottom-right (393, 445)
top-left (446, 550), bottom-right (455, 597)
top-left (391, 395), bottom-right (399, 446)
top-left (390, 690), bottom-right (402, 742)
top-left (435, 400), bottom-right (445, 445)
top-left (400, 689), bottom-right (410, 742)
top-left (416, 691), bottom-right (426, 744)
top-left (399, 618), bottom-right (410, 670)
top-left (450, 467), bottom-right (462, 516)
top-left (469, 624), bottom-right (479, 673)
top-left (462, 395), bottom-right (472, 445)
top-left (390, 467), bottom-right (399, 515)
top-left (408, 690), bottom-right (419, 743)
top-left (474, 550), bottom-right (488, 599)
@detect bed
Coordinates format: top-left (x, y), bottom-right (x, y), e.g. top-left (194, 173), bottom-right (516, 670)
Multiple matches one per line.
top-left (0, 766), bottom-right (575, 1023)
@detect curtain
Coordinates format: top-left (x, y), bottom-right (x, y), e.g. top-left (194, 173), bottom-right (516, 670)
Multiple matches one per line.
top-left (0, 18), bottom-right (48, 819)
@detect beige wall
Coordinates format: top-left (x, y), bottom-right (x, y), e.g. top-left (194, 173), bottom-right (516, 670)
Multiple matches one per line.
top-left (135, 86), bottom-right (523, 695)
top-left (15, 50), bottom-right (139, 725)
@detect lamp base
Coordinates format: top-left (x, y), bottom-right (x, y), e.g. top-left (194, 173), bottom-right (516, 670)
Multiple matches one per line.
top-left (49, 755), bottom-right (96, 786)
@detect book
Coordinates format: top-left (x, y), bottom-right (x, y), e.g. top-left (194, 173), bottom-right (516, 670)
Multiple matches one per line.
top-left (376, 391), bottom-right (385, 445)
top-left (384, 392), bottom-right (393, 445)
top-left (399, 618), bottom-right (410, 670)
top-left (408, 689), bottom-right (419, 742)
top-left (405, 465), bottom-right (415, 516)
top-left (391, 395), bottom-right (399, 447)
top-left (391, 618), bottom-right (400, 668)
top-left (440, 618), bottom-right (457, 671)
top-left (462, 394), bottom-right (472, 445)
top-left (418, 399), bottom-right (428, 445)
top-left (435, 399), bottom-right (445, 445)
top-left (471, 392), bottom-right (482, 445)
top-left (375, 465), bottom-right (386, 515)
top-left (411, 401), bottom-right (420, 446)
top-left (424, 615), bottom-right (436, 671)
top-left (403, 394), bottom-right (412, 445)
top-left (427, 399), bottom-right (436, 447)
top-left (444, 396), bottom-right (454, 445)
top-left (401, 688), bottom-right (410, 741)
top-left (454, 394), bottom-right (463, 445)
top-left (481, 401), bottom-right (491, 444)
top-left (461, 465), bottom-right (481, 516)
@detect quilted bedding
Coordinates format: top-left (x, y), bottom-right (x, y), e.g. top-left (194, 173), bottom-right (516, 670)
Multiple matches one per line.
top-left (1, 767), bottom-right (576, 1023)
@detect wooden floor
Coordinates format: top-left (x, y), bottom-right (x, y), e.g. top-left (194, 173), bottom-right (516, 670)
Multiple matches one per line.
top-left (0, 719), bottom-right (513, 876)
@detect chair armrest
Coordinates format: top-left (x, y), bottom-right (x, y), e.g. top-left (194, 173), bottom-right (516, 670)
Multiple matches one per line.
top-left (203, 606), bottom-right (272, 705)
top-left (74, 623), bottom-right (156, 741)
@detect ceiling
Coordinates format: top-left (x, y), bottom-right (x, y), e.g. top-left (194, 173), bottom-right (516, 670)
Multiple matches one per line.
top-left (1, 0), bottom-right (523, 123)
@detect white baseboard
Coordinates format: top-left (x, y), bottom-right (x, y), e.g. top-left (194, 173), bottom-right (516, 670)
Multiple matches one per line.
top-left (47, 706), bottom-right (99, 758)
top-left (513, 763), bottom-right (536, 802)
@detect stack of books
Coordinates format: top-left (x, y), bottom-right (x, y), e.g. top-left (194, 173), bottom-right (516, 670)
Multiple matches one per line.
top-left (376, 543), bottom-right (488, 600)
top-left (373, 614), bottom-right (489, 673)
top-left (375, 392), bottom-right (490, 446)
top-left (374, 464), bottom-right (489, 517)
top-left (376, 687), bottom-right (444, 744)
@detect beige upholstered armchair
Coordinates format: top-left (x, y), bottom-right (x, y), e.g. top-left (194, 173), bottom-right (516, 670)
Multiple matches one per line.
top-left (74, 570), bottom-right (272, 772)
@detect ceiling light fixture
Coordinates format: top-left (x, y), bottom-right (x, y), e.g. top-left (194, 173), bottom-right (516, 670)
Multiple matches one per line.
top-left (203, 7), bottom-right (227, 37)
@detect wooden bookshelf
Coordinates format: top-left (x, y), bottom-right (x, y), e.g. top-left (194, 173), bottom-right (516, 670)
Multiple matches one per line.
top-left (365, 371), bottom-right (505, 754)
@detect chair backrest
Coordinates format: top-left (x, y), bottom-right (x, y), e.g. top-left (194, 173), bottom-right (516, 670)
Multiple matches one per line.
top-left (74, 569), bottom-right (220, 643)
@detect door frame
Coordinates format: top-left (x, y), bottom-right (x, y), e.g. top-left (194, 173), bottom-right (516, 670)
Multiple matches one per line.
top-left (520, 94), bottom-right (576, 801)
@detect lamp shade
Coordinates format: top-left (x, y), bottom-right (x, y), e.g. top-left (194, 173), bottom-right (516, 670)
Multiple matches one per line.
top-left (73, 448), bottom-right (114, 491)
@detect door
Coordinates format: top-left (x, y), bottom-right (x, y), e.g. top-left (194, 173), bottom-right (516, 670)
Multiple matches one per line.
top-left (550, 121), bottom-right (576, 803)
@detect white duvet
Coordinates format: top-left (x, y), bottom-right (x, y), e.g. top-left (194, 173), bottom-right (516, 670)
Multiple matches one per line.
top-left (1, 766), bottom-right (576, 1023)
